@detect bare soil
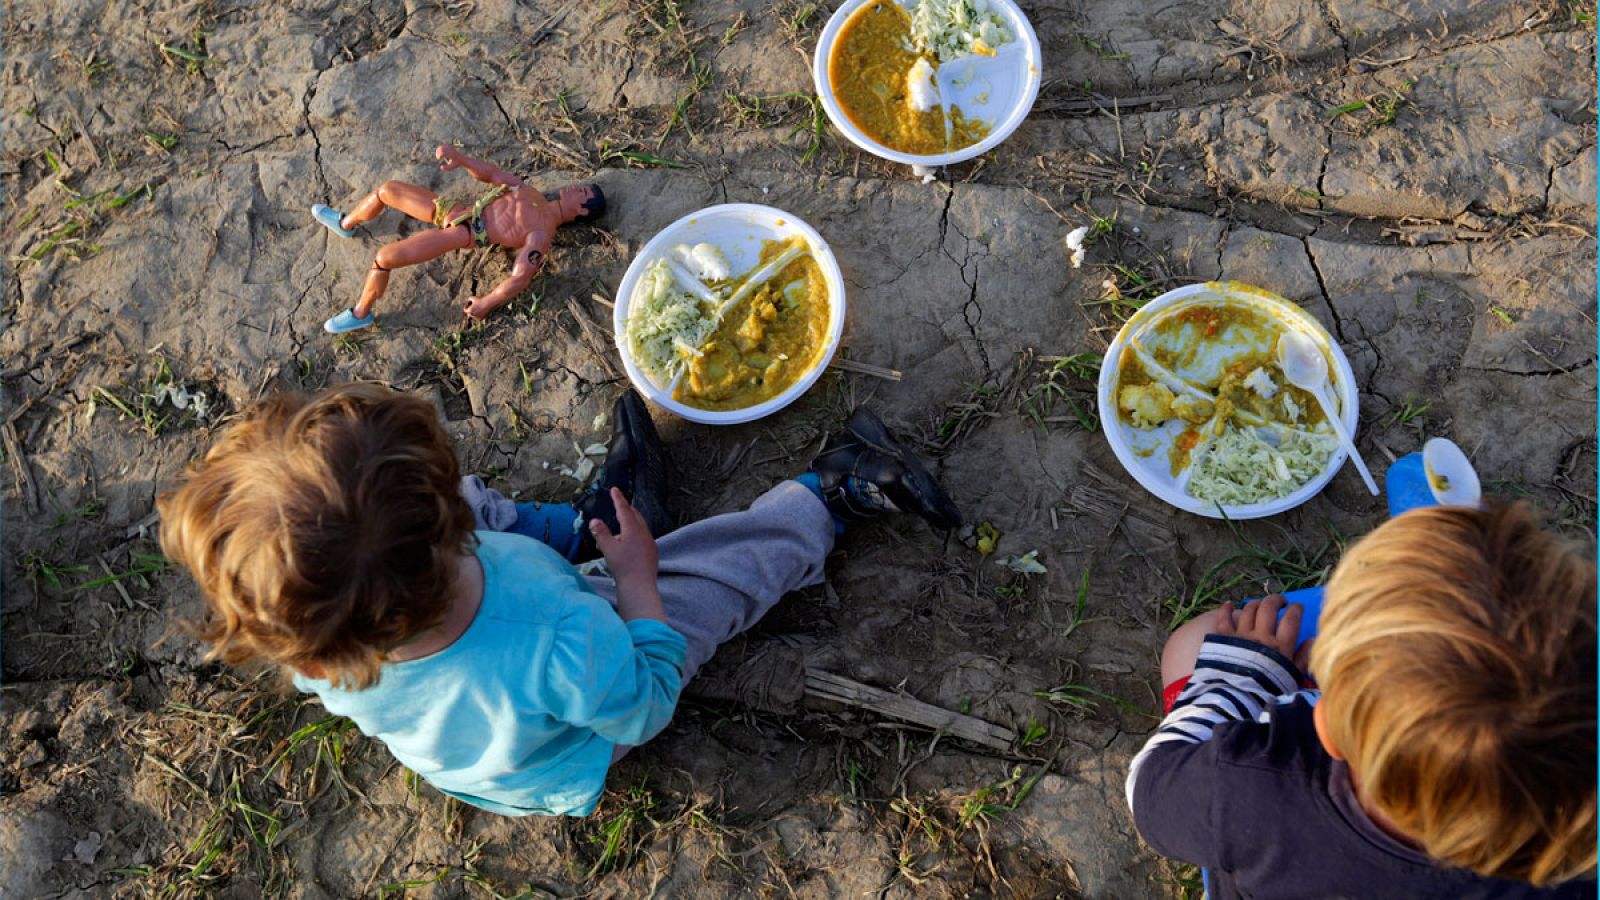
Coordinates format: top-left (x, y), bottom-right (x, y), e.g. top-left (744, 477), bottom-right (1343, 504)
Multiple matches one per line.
top-left (2, 1), bottom-right (1595, 897)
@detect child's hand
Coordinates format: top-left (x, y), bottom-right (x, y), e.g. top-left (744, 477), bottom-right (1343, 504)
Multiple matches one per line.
top-left (436, 144), bottom-right (462, 171)
top-left (1294, 637), bottom-right (1316, 674)
top-left (1215, 594), bottom-right (1301, 660)
top-left (589, 488), bottom-right (659, 587)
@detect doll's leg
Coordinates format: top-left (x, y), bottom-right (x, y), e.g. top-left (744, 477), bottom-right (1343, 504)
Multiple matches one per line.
top-left (352, 226), bottom-right (474, 318)
top-left (342, 181), bottom-right (440, 230)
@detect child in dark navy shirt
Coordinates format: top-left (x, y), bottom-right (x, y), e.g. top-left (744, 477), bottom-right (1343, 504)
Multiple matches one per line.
top-left (1128, 503), bottom-right (1595, 898)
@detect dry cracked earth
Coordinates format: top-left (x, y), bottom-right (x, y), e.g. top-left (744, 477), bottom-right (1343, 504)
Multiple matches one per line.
top-left (2, 0), bottom-right (1596, 897)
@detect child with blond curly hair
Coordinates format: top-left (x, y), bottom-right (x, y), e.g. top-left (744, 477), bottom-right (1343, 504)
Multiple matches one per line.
top-left (1129, 502), bottom-right (1596, 897)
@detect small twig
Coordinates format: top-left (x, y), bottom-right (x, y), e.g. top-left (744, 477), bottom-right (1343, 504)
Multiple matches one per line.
top-left (831, 357), bottom-right (902, 381)
top-left (2, 422), bottom-right (39, 513)
top-left (124, 510), bottom-right (161, 539)
top-left (94, 555), bottom-right (139, 609)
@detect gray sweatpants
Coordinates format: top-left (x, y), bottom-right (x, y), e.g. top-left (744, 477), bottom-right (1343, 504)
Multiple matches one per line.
top-left (462, 478), bottom-right (836, 681)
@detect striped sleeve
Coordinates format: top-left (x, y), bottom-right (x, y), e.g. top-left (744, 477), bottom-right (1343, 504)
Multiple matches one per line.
top-left (1125, 635), bottom-right (1302, 814)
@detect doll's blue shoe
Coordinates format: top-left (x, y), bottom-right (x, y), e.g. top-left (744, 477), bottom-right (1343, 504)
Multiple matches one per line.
top-left (323, 308), bottom-right (374, 334)
top-left (312, 204), bottom-right (355, 238)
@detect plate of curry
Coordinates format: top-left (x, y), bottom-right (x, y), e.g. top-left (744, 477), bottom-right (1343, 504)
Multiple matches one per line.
top-left (1095, 282), bottom-right (1360, 519)
top-left (814, 0), bottom-right (1042, 167)
top-left (614, 204), bottom-right (846, 425)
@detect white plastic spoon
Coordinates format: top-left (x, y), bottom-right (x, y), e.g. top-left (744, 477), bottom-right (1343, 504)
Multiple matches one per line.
top-left (1276, 331), bottom-right (1378, 496)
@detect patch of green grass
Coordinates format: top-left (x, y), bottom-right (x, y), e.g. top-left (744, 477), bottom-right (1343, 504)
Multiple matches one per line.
top-left (1166, 862), bottom-right (1206, 899)
top-left (1161, 519), bottom-right (1342, 627)
top-left (1076, 33), bottom-right (1130, 60)
top-left (431, 323), bottom-right (486, 375)
top-left (25, 181), bottom-right (149, 262)
top-left (1327, 81), bottom-right (1413, 131)
top-left (1060, 568), bottom-right (1098, 640)
top-left (379, 868), bottom-right (451, 897)
top-left (1392, 397), bottom-right (1430, 425)
top-left (928, 383), bottom-right (1000, 451)
top-left (20, 548), bottom-right (90, 591)
top-left (503, 403), bottom-right (530, 443)
top-left (332, 332), bottom-right (365, 356)
top-left (1088, 261), bottom-right (1169, 321)
top-left (157, 27), bottom-right (212, 75)
top-left (71, 49), bottom-right (113, 83)
top-left (1490, 305), bottom-right (1517, 325)
top-left (598, 142), bottom-right (690, 169)
top-left (782, 0), bottom-right (820, 36)
top-left (78, 552), bottom-right (169, 592)
top-left (1036, 682), bottom-right (1152, 718)
top-left (588, 781), bottom-right (658, 875)
top-left (658, 59), bottom-right (714, 149)
top-left (1161, 554), bottom-right (1250, 628)
top-left (955, 765), bottom-right (1046, 830)
top-left (726, 91), bottom-right (828, 164)
top-left (265, 713), bottom-right (357, 799)
top-left (1021, 353), bottom-right (1101, 432)
top-left (53, 498), bottom-right (105, 528)
top-left (1019, 719), bottom-right (1048, 748)
top-left (91, 356), bottom-right (210, 437)
top-left (720, 11), bottom-right (747, 46)
top-left (512, 287), bottom-right (543, 321)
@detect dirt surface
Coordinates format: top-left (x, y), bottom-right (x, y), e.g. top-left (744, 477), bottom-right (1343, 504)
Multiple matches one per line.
top-left (2, 1), bottom-right (1595, 897)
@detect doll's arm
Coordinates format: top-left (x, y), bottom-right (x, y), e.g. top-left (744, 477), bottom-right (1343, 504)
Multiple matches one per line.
top-left (436, 144), bottom-right (522, 187)
top-left (463, 231), bottom-right (549, 319)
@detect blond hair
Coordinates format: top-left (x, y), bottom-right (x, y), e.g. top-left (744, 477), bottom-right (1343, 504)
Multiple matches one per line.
top-left (1311, 502), bottom-right (1596, 884)
top-left (159, 383), bottom-right (475, 689)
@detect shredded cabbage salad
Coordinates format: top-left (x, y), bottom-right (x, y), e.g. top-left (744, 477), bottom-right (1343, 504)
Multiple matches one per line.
top-left (1186, 426), bottom-right (1337, 506)
top-left (626, 259), bottom-right (715, 384)
top-left (905, 0), bottom-right (1014, 62)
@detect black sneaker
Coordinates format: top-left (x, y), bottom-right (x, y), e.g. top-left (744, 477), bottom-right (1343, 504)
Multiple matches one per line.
top-left (573, 390), bottom-right (672, 560)
top-left (810, 408), bottom-right (962, 529)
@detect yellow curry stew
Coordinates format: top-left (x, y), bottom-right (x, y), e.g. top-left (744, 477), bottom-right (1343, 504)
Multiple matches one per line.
top-left (829, 0), bottom-right (991, 155)
top-left (675, 238), bottom-right (831, 412)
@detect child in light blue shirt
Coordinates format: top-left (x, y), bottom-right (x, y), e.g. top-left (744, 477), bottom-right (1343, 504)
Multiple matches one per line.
top-left (294, 531), bottom-right (685, 815)
top-left (160, 384), bottom-right (960, 816)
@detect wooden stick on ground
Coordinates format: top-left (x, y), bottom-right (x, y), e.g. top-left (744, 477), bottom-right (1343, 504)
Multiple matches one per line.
top-left (804, 669), bottom-right (1017, 752)
top-left (3, 422), bottom-right (39, 514)
top-left (831, 357), bottom-right (902, 382)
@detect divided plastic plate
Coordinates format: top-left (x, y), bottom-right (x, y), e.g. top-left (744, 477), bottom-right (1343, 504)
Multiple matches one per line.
top-left (613, 204), bottom-right (847, 425)
top-left (813, 0), bottom-right (1042, 168)
top-left (1095, 282), bottom-right (1359, 519)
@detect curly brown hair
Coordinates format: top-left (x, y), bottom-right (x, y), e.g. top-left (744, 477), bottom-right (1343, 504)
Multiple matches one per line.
top-left (159, 383), bottom-right (476, 689)
top-left (1313, 501), bottom-right (1597, 885)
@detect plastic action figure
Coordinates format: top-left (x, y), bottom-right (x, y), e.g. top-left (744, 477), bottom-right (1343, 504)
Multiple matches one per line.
top-left (312, 145), bottom-right (606, 333)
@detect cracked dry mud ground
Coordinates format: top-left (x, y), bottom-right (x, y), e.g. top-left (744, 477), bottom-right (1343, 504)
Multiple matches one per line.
top-left (2, 1), bottom-right (1595, 897)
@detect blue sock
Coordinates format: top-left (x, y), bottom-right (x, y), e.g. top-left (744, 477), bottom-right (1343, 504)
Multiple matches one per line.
top-left (796, 472), bottom-right (849, 535)
top-left (511, 501), bottom-right (584, 561)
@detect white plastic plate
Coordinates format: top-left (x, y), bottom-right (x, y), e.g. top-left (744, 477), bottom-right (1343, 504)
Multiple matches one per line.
top-left (613, 204), bottom-right (847, 425)
top-left (1096, 282), bottom-right (1359, 519)
top-left (813, 0), bottom-right (1042, 168)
